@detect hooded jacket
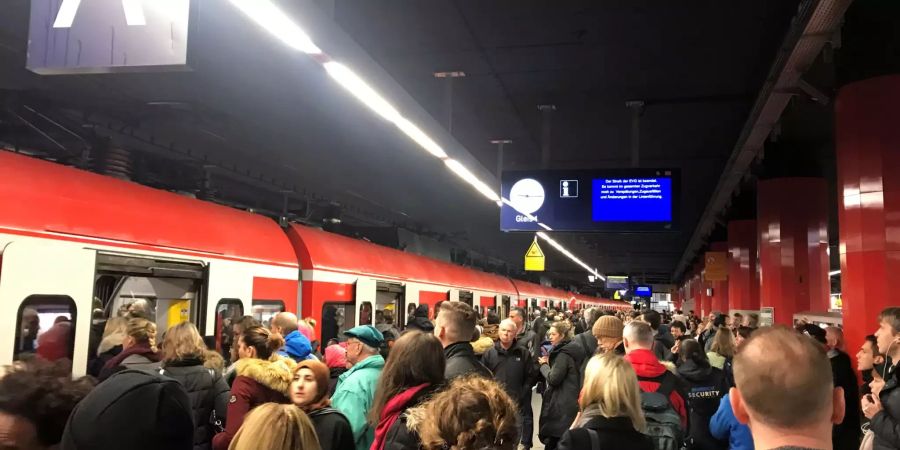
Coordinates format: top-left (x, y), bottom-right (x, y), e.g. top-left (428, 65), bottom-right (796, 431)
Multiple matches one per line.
top-left (405, 305), bottom-right (434, 333)
top-left (471, 335), bottom-right (496, 356)
top-left (444, 341), bottom-right (491, 381)
top-left (61, 370), bottom-right (194, 450)
top-left (872, 365), bottom-right (900, 450)
top-left (98, 344), bottom-right (162, 381)
top-left (160, 357), bottom-right (231, 450)
top-left (625, 349), bottom-right (689, 430)
top-left (676, 359), bottom-right (728, 450)
top-left (211, 356), bottom-right (295, 450)
top-left (276, 330), bottom-right (313, 362)
top-left (538, 340), bottom-right (581, 440)
top-left (481, 323), bottom-right (499, 341)
top-left (332, 354), bottom-right (386, 450)
top-left (482, 339), bottom-right (535, 402)
top-left (710, 393), bottom-right (753, 450)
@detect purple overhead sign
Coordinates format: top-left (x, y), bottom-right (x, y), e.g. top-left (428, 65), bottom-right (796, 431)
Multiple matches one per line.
top-left (27, 0), bottom-right (193, 74)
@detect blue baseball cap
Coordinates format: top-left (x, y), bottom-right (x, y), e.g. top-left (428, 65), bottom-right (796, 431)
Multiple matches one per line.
top-left (343, 325), bottom-right (384, 348)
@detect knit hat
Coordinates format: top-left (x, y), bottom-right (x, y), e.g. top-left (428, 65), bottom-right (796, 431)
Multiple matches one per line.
top-left (324, 344), bottom-right (348, 369)
top-left (60, 370), bottom-right (192, 450)
top-left (294, 359), bottom-right (331, 411)
top-left (592, 315), bottom-right (624, 340)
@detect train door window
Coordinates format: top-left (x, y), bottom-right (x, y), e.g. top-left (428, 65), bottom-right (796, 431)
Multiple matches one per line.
top-left (375, 282), bottom-right (403, 339)
top-left (459, 291), bottom-right (473, 307)
top-left (93, 253), bottom-right (206, 338)
top-left (251, 300), bottom-right (285, 328)
top-left (14, 295), bottom-right (77, 362)
top-left (406, 303), bottom-right (417, 323)
top-left (321, 302), bottom-right (356, 346)
top-left (359, 302), bottom-right (373, 325)
top-left (500, 295), bottom-right (511, 319)
top-left (214, 299), bottom-right (243, 362)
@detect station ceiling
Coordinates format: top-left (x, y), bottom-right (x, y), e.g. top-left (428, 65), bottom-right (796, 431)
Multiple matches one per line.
top-left (0, 0), bottom-right (806, 288)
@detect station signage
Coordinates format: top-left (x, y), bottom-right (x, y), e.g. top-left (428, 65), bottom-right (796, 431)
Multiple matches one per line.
top-left (28, 0), bottom-right (195, 74)
top-left (500, 169), bottom-right (680, 232)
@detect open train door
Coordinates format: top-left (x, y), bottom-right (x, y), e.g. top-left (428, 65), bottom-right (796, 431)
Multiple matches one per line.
top-left (0, 240), bottom-right (95, 375)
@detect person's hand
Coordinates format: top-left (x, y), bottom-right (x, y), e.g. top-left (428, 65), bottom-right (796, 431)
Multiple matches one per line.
top-left (862, 394), bottom-right (883, 419)
top-left (538, 356), bottom-right (549, 366)
top-left (671, 341), bottom-right (680, 354)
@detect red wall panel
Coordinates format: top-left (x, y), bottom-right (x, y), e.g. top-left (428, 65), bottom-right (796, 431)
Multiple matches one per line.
top-left (835, 75), bottom-right (900, 361)
top-left (728, 220), bottom-right (760, 310)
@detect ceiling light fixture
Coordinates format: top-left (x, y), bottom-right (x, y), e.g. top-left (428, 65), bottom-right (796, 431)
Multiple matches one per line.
top-left (829, 270), bottom-right (840, 277)
top-left (445, 159), bottom-right (500, 202)
top-left (52, 0), bottom-right (82, 28)
top-left (229, 1), bottom-right (606, 283)
top-left (122, 0), bottom-right (147, 26)
top-left (229, 0), bottom-right (322, 54)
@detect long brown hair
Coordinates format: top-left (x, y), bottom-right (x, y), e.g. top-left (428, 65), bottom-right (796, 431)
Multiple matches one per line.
top-left (228, 403), bottom-right (320, 450)
top-left (368, 331), bottom-right (445, 424)
top-left (710, 327), bottom-right (736, 358)
top-left (410, 375), bottom-right (519, 450)
top-left (160, 321), bottom-right (207, 364)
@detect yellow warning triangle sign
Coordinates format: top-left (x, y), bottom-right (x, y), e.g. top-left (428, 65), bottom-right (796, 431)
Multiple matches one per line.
top-left (525, 238), bottom-right (545, 271)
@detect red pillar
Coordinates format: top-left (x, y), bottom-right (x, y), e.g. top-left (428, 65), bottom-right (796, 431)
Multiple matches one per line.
top-left (836, 75), bottom-right (900, 359)
top-left (728, 220), bottom-right (760, 311)
top-left (697, 259), bottom-right (712, 318)
top-left (758, 178), bottom-right (830, 326)
top-left (709, 242), bottom-right (730, 313)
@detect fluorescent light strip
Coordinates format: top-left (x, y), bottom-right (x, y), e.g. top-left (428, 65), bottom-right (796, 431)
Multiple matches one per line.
top-left (324, 62), bottom-right (403, 123)
top-left (229, 0), bottom-right (322, 54)
top-left (228, 1), bottom-right (605, 282)
top-left (829, 270), bottom-right (840, 277)
top-left (445, 159), bottom-right (500, 202)
top-left (122, 0), bottom-right (147, 25)
top-left (53, 0), bottom-right (82, 28)
top-left (537, 231), bottom-right (605, 281)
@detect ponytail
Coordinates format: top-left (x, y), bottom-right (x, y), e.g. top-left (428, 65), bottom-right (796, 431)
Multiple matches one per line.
top-left (242, 326), bottom-right (284, 360)
top-left (126, 318), bottom-right (158, 353)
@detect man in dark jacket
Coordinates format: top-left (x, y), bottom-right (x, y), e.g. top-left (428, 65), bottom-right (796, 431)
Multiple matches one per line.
top-left (511, 306), bottom-right (539, 449)
top-left (406, 304), bottom-right (434, 333)
top-left (434, 301), bottom-right (491, 381)
top-left (643, 310), bottom-right (675, 361)
top-left (568, 308), bottom-right (601, 378)
top-left (483, 319), bottom-right (535, 404)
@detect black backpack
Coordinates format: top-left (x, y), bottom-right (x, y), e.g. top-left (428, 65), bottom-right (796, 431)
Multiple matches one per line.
top-left (638, 373), bottom-right (684, 450)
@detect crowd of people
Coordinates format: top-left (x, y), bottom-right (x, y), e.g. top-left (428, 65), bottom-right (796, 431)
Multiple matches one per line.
top-left (3, 301), bottom-right (900, 450)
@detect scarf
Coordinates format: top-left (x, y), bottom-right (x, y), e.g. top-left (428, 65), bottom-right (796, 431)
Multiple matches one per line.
top-left (101, 344), bottom-right (160, 371)
top-left (371, 383), bottom-right (431, 450)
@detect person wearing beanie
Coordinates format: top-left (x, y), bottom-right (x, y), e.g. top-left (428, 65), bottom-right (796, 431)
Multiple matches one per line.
top-left (592, 315), bottom-right (625, 355)
top-left (212, 326), bottom-right (296, 450)
top-left (324, 343), bottom-right (349, 395)
top-left (60, 370), bottom-right (194, 450)
top-left (291, 360), bottom-right (354, 450)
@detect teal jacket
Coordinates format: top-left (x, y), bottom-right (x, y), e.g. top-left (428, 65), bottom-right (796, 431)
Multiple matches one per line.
top-left (331, 354), bottom-right (385, 450)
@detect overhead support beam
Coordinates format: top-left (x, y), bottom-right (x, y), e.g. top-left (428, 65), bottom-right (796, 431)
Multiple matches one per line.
top-left (672, 0), bottom-right (854, 282)
top-left (434, 71), bottom-right (465, 134)
top-left (537, 104), bottom-right (556, 168)
top-left (626, 100), bottom-right (645, 168)
top-left (490, 139), bottom-right (512, 179)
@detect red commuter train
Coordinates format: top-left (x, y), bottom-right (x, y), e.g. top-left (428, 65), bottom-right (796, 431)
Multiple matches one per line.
top-left (0, 151), bottom-right (628, 375)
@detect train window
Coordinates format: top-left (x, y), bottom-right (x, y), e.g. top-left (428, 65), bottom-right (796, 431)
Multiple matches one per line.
top-left (251, 300), bottom-right (285, 328)
top-left (14, 295), bottom-right (77, 363)
top-left (321, 302), bottom-right (356, 346)
top-left (93, 253), bottom-right (206, 339)
top-left (500, 295), bottom-right (511, 319)
top-left (214, 299), bottom-right (243, 362)
top-left (359, 302), bottom-right (373, 325)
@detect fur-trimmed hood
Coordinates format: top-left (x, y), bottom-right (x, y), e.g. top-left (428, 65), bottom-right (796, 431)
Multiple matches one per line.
top-left (202, 350), bottom-right (225, 373)
top-left (234, 356), bottom-right (296, 395)
top-left (97, 332), bottom-right (126, 356)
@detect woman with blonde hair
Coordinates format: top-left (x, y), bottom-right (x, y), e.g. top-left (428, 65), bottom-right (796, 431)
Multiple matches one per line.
top-left (558, 353), bottom-right (652, 450)
top-left (405, 375), bottom-right (519, 450)
top-left (98, 317), bottom-right (161, 381)
top-left (228, 403), bottom-right (321, 450)
top-left (88, 316), bottom-right (128, 377)
top-left (159, 321), bottom-right (231, 450)
top-left (706, 327), bottom-right (736, 370)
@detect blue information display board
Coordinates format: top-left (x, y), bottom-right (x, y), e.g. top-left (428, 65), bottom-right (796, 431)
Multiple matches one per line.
top-left (500, 169), bottom-right (679, 232)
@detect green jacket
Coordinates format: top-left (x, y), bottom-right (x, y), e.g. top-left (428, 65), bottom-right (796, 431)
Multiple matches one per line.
top-left (331, 354), bottom-right (385, 450)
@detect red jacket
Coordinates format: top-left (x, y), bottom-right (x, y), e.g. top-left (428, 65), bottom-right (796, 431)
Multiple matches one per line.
top-left (624, 349), bottom-right (688, 429)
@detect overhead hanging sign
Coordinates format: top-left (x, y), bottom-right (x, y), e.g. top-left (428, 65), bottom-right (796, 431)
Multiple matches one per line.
top-left (28, 0), bottom-right (195, 75)
top-left (704, 252), bottom-right (728, 281)
top-left (524, 238), bottom-right (545, 271)
top-left (501, 168), bottom-right (680, 232)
